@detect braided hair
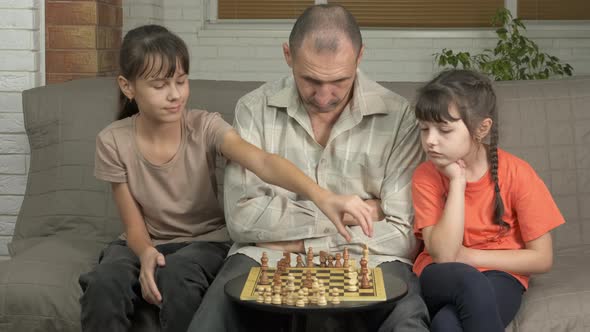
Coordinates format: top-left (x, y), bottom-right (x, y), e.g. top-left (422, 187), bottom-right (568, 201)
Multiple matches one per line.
top-left (415, 69), bottom-right (508, 230)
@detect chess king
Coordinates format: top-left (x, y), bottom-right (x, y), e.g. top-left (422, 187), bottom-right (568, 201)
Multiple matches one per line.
top-left (187, 4), bottom-right (429, 332)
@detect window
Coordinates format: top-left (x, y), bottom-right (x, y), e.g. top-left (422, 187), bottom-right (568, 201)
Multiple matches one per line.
top-left (216, 0), bottom-right (505, 27)
top-left (518, 0), bottom-right (590, 20)
top-left (218, 0), bottom-right (313, 20)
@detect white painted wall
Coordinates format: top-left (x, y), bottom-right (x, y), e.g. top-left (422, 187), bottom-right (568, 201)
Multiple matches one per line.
top-left (0, 0), bottom-right (41, 258)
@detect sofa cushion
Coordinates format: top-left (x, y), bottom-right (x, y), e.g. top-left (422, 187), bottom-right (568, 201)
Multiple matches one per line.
top-left (12, 78), bottom-right (123, 256)
top-left (506, 245), bottom-right (590, 332)
top-left (0, 236), bottom-right (104, 332)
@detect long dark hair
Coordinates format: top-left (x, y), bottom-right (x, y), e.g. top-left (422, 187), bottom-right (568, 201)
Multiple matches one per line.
top-left (117, 25), bottom-right (190, 120)
top-left (415, 69), bottom-right (508, 230)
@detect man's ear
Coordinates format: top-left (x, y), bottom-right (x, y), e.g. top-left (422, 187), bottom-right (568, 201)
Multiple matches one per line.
top-left (476, 118), bottom-right (493, 141)
top-left (356, 44), bottom-right (365, 66)
top-left (117, 75), bottom-right (135, 100)
top-left (282, 42), bottom-right (293, 68)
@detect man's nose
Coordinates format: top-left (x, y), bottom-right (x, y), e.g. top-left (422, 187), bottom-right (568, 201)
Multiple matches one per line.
top-left (314, 85), bottom-right (332, 105)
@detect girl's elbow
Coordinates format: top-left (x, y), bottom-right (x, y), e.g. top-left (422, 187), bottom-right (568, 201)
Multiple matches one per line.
top-left (430, 253), bottom-right (457, 264)
top-left (538, 256), bottom-right (554, 273)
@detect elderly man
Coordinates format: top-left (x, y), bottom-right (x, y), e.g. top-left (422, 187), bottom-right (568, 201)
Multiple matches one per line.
top-left (188, 4), bottom-right (429, 331)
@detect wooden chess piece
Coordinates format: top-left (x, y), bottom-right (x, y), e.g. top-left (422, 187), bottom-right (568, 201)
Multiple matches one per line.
top-left (363, 244), bottom-right (369, 260)
top-left (327, 255), bottom-right (334, 268)
top-left (261, 252), bottom-right (269, 269)
top-left (359, 258), bottom-right (371, 289)
top-left (343, 247), bottom-right (350, 268)
top-left (295, 255), bottom-right (304, 267)
top-left (330, 288), bottom-right (340, 304)
top-left (283, 252), bottom-right (291, 267)
top-left (319, 251), bottom-right (327, 267)
top-left (304, 270), bottom-right (313, 289)
top-left (274, 269), bottom-right (283, 286)
top-left (307, 247), bottom-right (314, 267)
top-left (335, 253), bottom-right (342, 268)
top-left (360, 271), bottom-right (371, 289)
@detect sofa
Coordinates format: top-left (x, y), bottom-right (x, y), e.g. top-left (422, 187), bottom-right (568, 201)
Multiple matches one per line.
top-left (0, 75), bottom-right (588, 332)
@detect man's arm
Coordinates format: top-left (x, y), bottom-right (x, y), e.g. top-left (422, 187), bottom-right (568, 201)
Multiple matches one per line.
top-left (305, 102), bottom-right (425, 259)
top-left (224, 99), bottom-right (337, 244)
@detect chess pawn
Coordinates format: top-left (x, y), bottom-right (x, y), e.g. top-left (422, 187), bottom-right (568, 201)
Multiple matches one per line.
top-left (302, 288), bottom-right (309, 304)
top-left (286, 292), bottom-right (296, 306)
top-left (261, 252), bottom-right (269, 268)
top-left (256, 286), bottom-right (265, 303)
top-left (327, 255), bottom-right (334, 267)
top-left (295, 290), bottom-right (305, 307)
top-left (304, 270), bottom-right (313, 289)
top-left (272, 292), bottom-right (282, 305)
top-left (295, 256), bottom-right (304, 268)
top-left (331, 288), bottom-right (340, 304)
top-left (287, 274), bottom-right (296, 292)
top-left (317, 288), bottom-right (327, 306)
top-left (335, 253), bottom-right (342, 268)
top-left (319, 251), bottom-right (327, 267)
top-left (264, 291), bottom-right (272, 304)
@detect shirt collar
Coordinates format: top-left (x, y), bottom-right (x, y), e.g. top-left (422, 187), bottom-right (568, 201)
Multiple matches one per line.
top-left (267, 70), bottom-right (390, 117)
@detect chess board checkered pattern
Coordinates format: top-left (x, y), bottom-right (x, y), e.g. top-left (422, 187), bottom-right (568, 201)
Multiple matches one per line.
top-left (240, 267), bottom-right (386, 302)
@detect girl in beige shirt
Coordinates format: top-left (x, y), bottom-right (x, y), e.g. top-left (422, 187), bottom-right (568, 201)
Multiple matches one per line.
top-left (79, 24), bottom-right (373, 332)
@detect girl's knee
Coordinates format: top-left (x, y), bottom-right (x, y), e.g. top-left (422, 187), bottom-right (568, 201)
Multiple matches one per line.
top-left (431, 305), bottom-right (461, 332)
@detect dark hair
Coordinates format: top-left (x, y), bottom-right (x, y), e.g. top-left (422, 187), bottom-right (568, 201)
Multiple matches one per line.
top-left (415, 69), bottom-right (508, 231)
top-left (117, 25), bottom-right (190, 120)
top-left (289, 4), bottom-right (362, 58)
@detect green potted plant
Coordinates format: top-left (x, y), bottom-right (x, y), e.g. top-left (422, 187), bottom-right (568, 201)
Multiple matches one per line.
top-left (435, 8), bottom-right (574, 80)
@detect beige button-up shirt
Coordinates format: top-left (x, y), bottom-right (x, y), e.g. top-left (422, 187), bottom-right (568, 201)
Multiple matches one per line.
top-left (224, 71), bottom-right (425, 267)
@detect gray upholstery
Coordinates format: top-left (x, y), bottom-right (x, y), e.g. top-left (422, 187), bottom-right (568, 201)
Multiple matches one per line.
top-left (0, 76), bottom-right (588, 332)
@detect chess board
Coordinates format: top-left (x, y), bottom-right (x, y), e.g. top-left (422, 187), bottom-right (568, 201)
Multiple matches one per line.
top-left (240, 267), bottom-right (386, 302)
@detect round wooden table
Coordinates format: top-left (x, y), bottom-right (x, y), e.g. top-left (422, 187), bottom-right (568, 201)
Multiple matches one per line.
top-left (225, 271), bottom-right (408, 331)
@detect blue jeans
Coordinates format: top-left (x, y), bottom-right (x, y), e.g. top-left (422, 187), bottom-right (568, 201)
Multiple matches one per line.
top-left (79, 239), bottom-right (230, 332)
top-left (420, 262), bottom-right (525, 332)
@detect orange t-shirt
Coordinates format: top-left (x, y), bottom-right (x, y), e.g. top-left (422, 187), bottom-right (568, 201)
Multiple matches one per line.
top-left (411, 149), bottom-right (565, 289)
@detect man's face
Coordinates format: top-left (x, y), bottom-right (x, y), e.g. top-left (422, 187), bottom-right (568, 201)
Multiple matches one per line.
top-left (284, 37), bottom-right (362, 115)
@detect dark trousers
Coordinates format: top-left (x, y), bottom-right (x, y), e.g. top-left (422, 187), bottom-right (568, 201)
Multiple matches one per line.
top-left (420, 262), bottom-right (525, 332)
top-left (79, 239), bottom-right (230, 332)
top-left (187, 254), bottom-right (429, 332)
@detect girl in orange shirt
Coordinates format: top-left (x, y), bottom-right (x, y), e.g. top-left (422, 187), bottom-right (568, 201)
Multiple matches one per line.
top-left (411, 69), bottom-right (564, 332)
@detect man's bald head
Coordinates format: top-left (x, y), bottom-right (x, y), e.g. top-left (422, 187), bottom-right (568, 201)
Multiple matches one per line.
top-left (288, 4), bottom-right (362, 58)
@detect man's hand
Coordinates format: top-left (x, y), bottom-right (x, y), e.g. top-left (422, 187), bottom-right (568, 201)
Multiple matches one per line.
top-left (315, 193), bottom-right (373, 241)
top-left (342, 199), bottom-right (385, 225)
top-left (257, 240), bottom-right (305, 253)
top-left (138, 246), bottom-right (165, 305)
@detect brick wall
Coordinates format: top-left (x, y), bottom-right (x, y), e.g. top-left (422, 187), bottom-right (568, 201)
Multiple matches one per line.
top-left (46, 0), bottom-right (122, 84)
top-left (0, 0), bottom-right (41, 258)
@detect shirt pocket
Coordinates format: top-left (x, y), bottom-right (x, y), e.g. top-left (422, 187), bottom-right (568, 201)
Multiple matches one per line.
top-left (337, 160), bottom-right (386, 197)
